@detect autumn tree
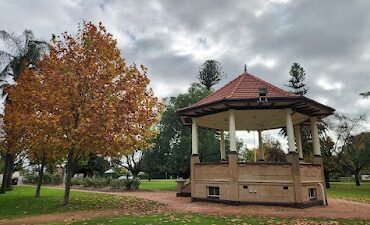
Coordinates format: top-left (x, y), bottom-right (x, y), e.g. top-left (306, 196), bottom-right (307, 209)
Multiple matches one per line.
top-left (197, 60), bottom-right (225, 90)
top-left (4, 65), bottom-right (64, 197)
top-left (29, 22), bottom-right (161, 205)
top-left (0, 30), bottom-right (47, 193)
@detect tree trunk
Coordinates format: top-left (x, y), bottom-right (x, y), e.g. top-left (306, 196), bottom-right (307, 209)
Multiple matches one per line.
top-left (35, 157), bottom-right (46, 198)
top-left (354, 171), bottom-right (361, 186)
top-left (0, 153), bottom-right (11, 194)
top-left (324, 169), bottom-right (330, 188)
top-left (6, 154), bottom-right (15, 191)
top-left (63, 151), bottom-right (74, 206)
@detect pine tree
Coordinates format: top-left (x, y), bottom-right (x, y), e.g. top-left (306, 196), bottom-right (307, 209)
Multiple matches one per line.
top-left (197, 60), bottom-right (225, 90)
top-left (286, 62), bottom-right (308, 95)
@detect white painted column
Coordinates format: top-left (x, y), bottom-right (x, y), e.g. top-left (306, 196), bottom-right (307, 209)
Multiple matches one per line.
top-left (229, 110), bottom-right (237, 152)
top-left (191, 118), bottom-right (198, 155)
top-left (220, 130), bottom-right (226, 160)
top-left (294, 125), bottom-right (303, 159)
top-left (286, 109), bottom-right (296, 153)
top-left (258, 130), bottom-right (264, 160)
top-left (310, 117), bottom-right (321, 156)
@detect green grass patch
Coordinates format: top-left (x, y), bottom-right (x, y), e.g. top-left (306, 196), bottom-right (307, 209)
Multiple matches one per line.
top-left (0, 185), bottom-right (160, 219)
top-left (56, 213), bottom-right (370, 225)
top-left (140, 179), bottom-right (177, 191)
top-left (327, 182), bottom-right (370, 204)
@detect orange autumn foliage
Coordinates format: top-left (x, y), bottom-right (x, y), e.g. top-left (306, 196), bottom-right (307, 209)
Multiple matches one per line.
top-left (4, 65), bottom-right (64, 162)
top-left (5, 21), bottom-right (162, 204)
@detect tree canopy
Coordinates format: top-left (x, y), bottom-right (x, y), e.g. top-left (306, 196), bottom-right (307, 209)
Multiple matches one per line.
top-left (4, 22), bottom-right (162, 204)
top-left (341, 132), bottom-right (370, 186)
top-left (286, 62), bottom-right (308, 95)
top-left (0, 29), bottom-right (47, 194)
top-left (0, 29), bottom-right (47, 81)
top-left (197, 60), bottom-right (225, 90)
top-left (142, 83), bottom-right (242, 179)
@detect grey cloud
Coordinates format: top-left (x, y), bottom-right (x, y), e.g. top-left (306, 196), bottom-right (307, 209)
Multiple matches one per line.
top-left (0, 0), bottom-right (369, 118)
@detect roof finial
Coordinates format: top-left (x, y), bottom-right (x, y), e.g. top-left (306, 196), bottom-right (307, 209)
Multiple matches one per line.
top-left (244, 64), bottom-right (248, 72)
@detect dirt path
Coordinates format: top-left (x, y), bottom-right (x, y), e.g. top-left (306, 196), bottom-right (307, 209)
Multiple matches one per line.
top-left (120, 191), bottom-right (370, 220)
top-left (1, 188), bottom-right (370, 225)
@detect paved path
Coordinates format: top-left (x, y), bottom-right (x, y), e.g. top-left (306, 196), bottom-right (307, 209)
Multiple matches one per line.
top-left (1, 188), bottom-right (370, 224)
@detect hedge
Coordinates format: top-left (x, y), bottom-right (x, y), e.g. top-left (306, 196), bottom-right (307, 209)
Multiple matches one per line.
top-left (23, 172), bottom-right (62, 185)
top-left (71, 177), bottom-right (140, 190)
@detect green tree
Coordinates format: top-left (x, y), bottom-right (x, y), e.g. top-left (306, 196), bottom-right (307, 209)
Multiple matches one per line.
top-left (111, 150), bottom-right (144, 178)
top-left (157, 83), bottom-right (214, 178)
top-left (141, 144), bottom-right (164, 180)
top-left (74, 154), bottom-right (110, 177)
top-left (0, 157), bottom-right (4, 174)
top-left (239, 147), bottom-right (254, 162)
top-left (142, 83), bottom-right (243, 179)
top-left (341, 132), bottom-right (370, 186)
top-left (286, 62), bottom-right (308, 95)
top-left (325, 113), bottom-right (366, 187)
top-left (263, 135), bottom-right (287, 163)
top-left (320, 135), bottom-right (338, 188)
top-left (197, 60), bottom-right (225, 90)
top-left (0, 30), bottom-right (47, 193)
top-left (281, 63), bottom-right (314, 161)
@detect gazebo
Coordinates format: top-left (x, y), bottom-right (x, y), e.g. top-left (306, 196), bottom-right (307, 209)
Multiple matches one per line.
top-left (177, 72), bottom-right (334, 208)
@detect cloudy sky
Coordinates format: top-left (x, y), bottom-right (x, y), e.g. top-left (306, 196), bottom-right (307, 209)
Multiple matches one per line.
top-left (1, 0), bottom-right (369, 149)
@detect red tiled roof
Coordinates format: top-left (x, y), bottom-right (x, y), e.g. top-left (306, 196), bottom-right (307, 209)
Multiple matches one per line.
top-left (193, 72), bottom-right (295, 107)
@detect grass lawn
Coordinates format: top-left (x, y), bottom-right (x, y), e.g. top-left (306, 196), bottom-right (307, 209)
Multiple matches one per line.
top-left (0, 185), bottom-right (160, 219)
top-left (327, 182), bottom-right (370, 204)
top-left (140, 179), bottom-right (177, 191)
top-left (57, 213), bottom-right (370, 225)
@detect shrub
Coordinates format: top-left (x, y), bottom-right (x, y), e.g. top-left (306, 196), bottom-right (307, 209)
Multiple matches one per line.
top-left (124, 178), bottom-right (140, 190)
top-left (82, 177), bottom-right (110, 188)
top-left (70, 177), bottom-right (140, 190)
top-left (23, 172), bottom-right (38, 184)
top-left (23, 172), bottom-right (62, 185)
top-left (138, 172), bottom-right (148, 180)
top-left (131, 178), bottom-right (140, 189)
top-left (110, 179), bottom-right (125, 189)
top-left (43, 173), bottom-right (62, 184)
top-left (71, 177), bottom-right (85, 186)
